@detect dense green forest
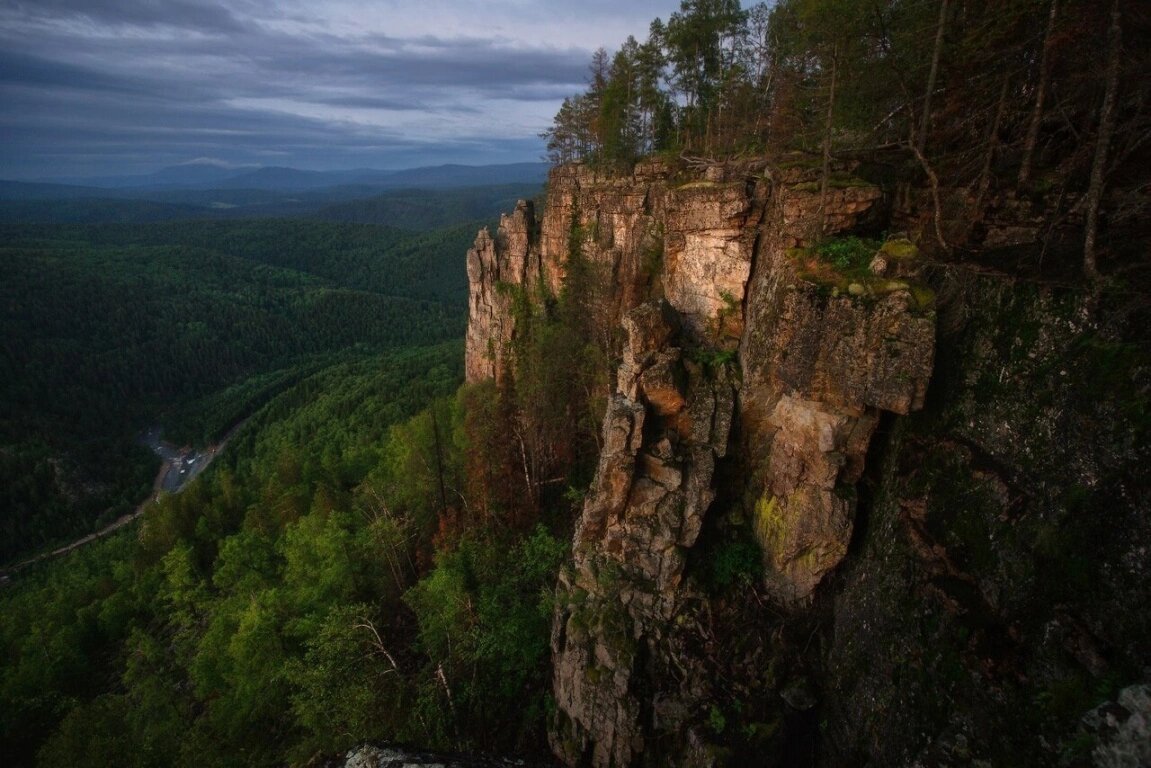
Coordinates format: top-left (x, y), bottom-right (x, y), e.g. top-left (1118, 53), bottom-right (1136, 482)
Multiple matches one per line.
top-left (0, 182), bottom-right (543, 228)
top-left (0, 217), bottom-right (474, 563)
top-left (0, 336), bottom-right (593, 764)
top-left (0, 184), bottom-right (608, 765)
top-left (0, 344), bottom-right (570, 765)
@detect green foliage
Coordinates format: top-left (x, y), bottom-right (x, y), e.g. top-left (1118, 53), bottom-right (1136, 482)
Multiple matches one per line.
top-left (710, 538), bottom-right (764, 590)
top-left (543, 0), bottom-right (1146, 242)
top-left (0, 531), bottom-right (143, 766)
top-left (0, 328), bottom-right (576, 763)
top-left (816, 236), bottom-right (878, 272)
top-left (404, 525), bottom-right (566, 750)
top-left (282, 604), bottom-right (406, 758)
top-left (490, 222), bottom-right (616, 521)
top-left (0, 342), bottom-right (471, 766)
top-left (0, 164), bottom-right (578, 765)
top-left (708, 704), bottom-right (728, 735)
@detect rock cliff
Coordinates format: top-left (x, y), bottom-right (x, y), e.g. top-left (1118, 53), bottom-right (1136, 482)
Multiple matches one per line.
top-left (464, 159), bottom-right (1150, 766)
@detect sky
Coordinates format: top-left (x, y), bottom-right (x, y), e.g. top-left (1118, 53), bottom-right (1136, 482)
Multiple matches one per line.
top-left (0, 0), bottom-right (676, 180)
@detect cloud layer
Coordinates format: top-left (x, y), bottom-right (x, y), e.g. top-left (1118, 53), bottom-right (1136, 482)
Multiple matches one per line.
top-left (0, 0), bottom-right (673, 179)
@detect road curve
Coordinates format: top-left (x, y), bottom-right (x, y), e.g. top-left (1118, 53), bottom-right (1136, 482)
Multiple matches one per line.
top-left (0, 419), bottom-right (247, 581)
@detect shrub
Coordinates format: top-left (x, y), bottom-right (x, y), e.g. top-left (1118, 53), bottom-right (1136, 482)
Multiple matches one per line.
top-left (816, 236), bottom-right (877, 272)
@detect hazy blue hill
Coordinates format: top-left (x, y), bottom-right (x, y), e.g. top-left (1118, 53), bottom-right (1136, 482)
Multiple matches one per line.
top-left (1, 163), bottom-right (548, 224)
top-left (38, 161), bottom-right (549, 193)
top-left (366, 162), bottom-right (548, 188)
top-left (214, 166), bottom-right (337, 190)
top-left (49, 163), bottom-right (255, 189)
top-left (209, 163), bottom-right (549, 191)
top-left (0, 180), bottom-right (541, 226)
top-left (138, 162), bottom-right (257, 187)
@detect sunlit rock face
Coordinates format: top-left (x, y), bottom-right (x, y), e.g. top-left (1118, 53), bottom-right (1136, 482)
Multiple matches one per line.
top-left (550, 300), bottom-right (736, 768)
top-left (464, 159), bottom-right (935, 766)
top-left (738, 180), bottom-right (934, 602)
top-left (464, 200), bottom-right (539, 384)
top-left (465, 154), bottom-right (1150, 766)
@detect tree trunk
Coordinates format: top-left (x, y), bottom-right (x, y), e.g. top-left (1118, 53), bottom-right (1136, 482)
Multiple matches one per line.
top-left (1084, 0), bottom-right (1122, 281)
top-left (820, 46), bottom-right (838, 235)
top-left (1019, 0), bottom-right (1059, 186)
top-left (429, 404), bottom-right (448, 517)
top-left (975, 70), bottom-right (1012, 213)
top-left (911, 137), bottom-right (951, 254)
top-left (917, 0), bottom-right (950, 156)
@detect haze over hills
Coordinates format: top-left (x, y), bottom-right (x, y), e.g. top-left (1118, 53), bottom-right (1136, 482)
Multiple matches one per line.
top-left (0, 162), bottom-right (549, 225)
top-left (32, 161), bottom-right (550, 192)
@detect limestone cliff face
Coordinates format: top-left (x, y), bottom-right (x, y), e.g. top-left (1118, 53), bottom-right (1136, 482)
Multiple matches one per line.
top-left (465, 161), bottom-right (938, 766)
top-left (465, 200), bottom-right (540, 382)
top-left (466, 160), bottom-right (1151, 766)
top-left (465, 160), bottom-right (771, 385)
top-left (738, 182), bottom-right (935, 603)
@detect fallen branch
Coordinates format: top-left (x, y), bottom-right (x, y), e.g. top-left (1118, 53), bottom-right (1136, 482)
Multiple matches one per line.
top-left (909, 139), bottom-right (952, 254)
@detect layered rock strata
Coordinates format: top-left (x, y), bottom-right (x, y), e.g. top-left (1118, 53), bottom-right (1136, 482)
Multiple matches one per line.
top-left (465, 161), bottom-right (768, 385)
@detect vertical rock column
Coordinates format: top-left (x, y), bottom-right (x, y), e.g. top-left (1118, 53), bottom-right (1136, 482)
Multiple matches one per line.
top-left (550, 301), bottom-right (735, 768)
top-left (464, 200), bottom-right (538, 383)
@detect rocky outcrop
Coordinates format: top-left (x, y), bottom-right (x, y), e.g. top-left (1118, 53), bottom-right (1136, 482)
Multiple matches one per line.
top-left (339, 744), bottom-right (548, 767)
top-left (661, 177), bottom-right (765, 340)
top-left (551, 301), bottom-right (735, 767)
top-left (742, 285), bottom-right (933, 599)
top-left (463, 153), bottom-right (1150, 767)
top-left (464, 161), bottom-right (768, 385)
top-left (1082, 684), bottom-right (1151, 768)
top-left (466, 160), bottom-right (937, 766)
top-left (736, 180), bottom-right (935, 603)
top-left (464, 200), bottom-right (539, 382)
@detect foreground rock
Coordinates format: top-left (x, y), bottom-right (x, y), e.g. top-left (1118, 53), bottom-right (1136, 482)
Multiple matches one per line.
top-left (335, 744), bottom-right (551, 768)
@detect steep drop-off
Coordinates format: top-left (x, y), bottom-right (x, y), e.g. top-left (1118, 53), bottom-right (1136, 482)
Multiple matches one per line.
top-left (465, 159), bottom-right (1150, 766)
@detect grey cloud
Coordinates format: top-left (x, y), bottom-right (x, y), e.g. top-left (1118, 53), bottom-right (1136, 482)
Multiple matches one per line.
top-left (0, 0), bottom-right (675, 178)
top-left (1, 0), bottom-right (248, 32)
top-left (0, 50), bottom-right (215, 102)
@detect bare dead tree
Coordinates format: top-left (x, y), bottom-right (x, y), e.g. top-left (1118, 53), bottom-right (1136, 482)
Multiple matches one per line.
top-left (907, 118), bottom-right (952, 254)
top-left (975, 70), bottom-right (1013, 213)
top-left (819, 44), bottom-right (839, 234)
top-left (354, 617), bottom-right (401, 674)
top-left (917, 0), bottom-right (950, 156)
top-left (1018, 0), bottom-right (1059, 186)
top-left (1084, 0), bottom-right (1123, 281)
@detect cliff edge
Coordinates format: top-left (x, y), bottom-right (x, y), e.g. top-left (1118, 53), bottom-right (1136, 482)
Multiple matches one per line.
top-left (464, 159), bottom-right (1150, 766)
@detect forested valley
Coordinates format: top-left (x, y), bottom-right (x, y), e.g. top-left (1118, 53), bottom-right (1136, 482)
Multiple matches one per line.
top-left (0, 170), bottom-right (584, 764)
top-left (0, 216), bottom-right (479, 562)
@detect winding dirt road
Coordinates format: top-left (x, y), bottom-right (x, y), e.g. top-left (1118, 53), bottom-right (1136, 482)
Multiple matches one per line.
top-left (1, 420), bottom-right (247, 581)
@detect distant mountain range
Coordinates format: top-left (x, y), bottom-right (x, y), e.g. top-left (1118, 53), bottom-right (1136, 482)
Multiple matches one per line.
top-left (0, 162), bottom-right (549, 225)
top-left (30, 162), bottom-right (550, 192)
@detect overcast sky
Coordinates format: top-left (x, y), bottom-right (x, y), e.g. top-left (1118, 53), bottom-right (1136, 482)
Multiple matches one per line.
top-left (0, 0), bottom-right (676, 180)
